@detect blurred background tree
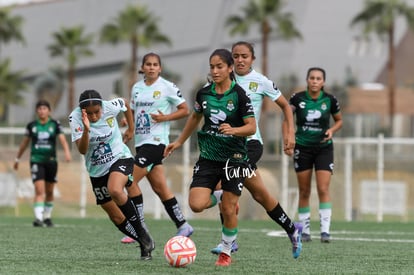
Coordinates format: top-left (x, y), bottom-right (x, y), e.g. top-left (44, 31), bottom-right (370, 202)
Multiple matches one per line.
top-left (48, 25), bottom-right (94, 113)
top-left (351, 0), bottom-right (414, 133)
top-left (100, 4), bottom-right (171, 95)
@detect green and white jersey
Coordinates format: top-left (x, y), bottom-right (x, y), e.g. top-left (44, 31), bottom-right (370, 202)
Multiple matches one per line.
top-left (235, 69), bottom-right (282, 144)
top-left (289, 90), bottom-right (341, 147)
top-left (130, 76), bottom-right (185, 147)
top-left (68, 98), bottom-right (133, 177)
top-left (194, 81), bottom-right (255, 162)
top-left (25, 118), bottom-right (63, 163)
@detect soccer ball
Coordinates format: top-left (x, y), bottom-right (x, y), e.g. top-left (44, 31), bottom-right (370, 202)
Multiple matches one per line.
top-left (164, 235), bottom-right (196, 267)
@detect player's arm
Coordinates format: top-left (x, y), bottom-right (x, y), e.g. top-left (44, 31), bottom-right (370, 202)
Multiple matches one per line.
top-left (14, 136), bottom-right (30, 170)
top-left (76, 109), bottom-right (90, 155)
top-left (122, 99), bottom-right (134, 143)
top-left (276, 96), bottom-right (295, 152)
top-left (58, 133), bottom-right (72, 162)
top-left (164, 111), bottom-right (202, 157)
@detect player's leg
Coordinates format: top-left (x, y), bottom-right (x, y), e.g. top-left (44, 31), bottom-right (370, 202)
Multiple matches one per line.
top-left (31, 163), bottom-right (45, 227)
top-left (297, 169), bottom-right (313, 241)
top-left (244, 171), bottom-right (302, 258)
top-left (43, 162), bottom-right (58, 227)
top-left (315, 143), bottom-right (334, 243)
top-left (147, 165), bottom-right (193, 236)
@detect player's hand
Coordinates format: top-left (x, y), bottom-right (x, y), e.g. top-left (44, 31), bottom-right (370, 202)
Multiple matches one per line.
top-left (164, 142), bottom-right (180, 157)
top-left (81, 109), bottom-right (90, 130)
top-left (150, 110), bottom-right (166, 123)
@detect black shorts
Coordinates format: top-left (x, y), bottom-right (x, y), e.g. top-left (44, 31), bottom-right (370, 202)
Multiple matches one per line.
top-left (30, 162), bottom-right (58, 183)
top-left (90, 158), bottom-right (134, 205)
top-left (247, 140), bottom-right (263, 170)
top-left (190, 158), bottom-right (252, 196)
top-left (134, 144), bottom-right (165, 171)
top-left (293, 143), bottom-right (334, 173)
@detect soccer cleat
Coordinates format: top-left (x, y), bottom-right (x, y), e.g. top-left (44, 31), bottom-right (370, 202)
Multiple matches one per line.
top-left (288, 222), bottom-right (303, 259)
top-left (215, 253), bottom-right (232, 266)
top-left (176, 222), bottom-right (194, 237)
top-left (301, 233), bottom-right (312, 242)
top-left (121, 235), bottom-right (137, 244)
top-left (210, 241), bottom-right (239, 255)
top-left (43, 218), bottom-right (54, 227)
top-left (321, 232), bottom-right (331, 243)
top-left (138, 234), bottom-right (155, 261)
top-left (33, 219), bottom-right (44, 227)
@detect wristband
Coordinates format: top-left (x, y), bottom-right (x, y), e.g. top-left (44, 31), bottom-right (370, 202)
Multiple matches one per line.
top-left (15, 158), bottom-right (19, 163)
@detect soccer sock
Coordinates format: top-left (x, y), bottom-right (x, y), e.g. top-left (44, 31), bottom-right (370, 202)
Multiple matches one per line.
top-left (213, 190), bottom-right (223, 204)
top-left (43, 201), bottom-right (53, 219)
top-left (34, 202), bottom-right (44, 221)
top-left (221, 226), bottom-right (238, 256)
top-left (130, 194), bottom-right (149, 232)
top-left (267, 203), bottom-right (295, 234)
top-left (319, 202), bottom-right (332, 234)
top-left (163, 197), bottom-right (186, 228)
top-left (118, 198), bottom-right (149, 241)
top-left (115, 218), bottom-right (139, 241)
top-left (298, 207), bottom-right (311, 235)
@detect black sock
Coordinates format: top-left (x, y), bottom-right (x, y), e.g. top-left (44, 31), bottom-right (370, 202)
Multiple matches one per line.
top-left (119, 198), bottom-right (150, 241)
top-left (116, 218), bottom-right (138, 240)
top-left (163, 197), bottom-right (186, 228)
top-left (130, 194), bottom-right (147, 231)
top-left (267, 203), bottom-right (295, 234)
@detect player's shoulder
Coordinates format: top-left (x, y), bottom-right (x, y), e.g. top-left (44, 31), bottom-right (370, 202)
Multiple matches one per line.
top-left (158, 76), bottom-right (179, 89)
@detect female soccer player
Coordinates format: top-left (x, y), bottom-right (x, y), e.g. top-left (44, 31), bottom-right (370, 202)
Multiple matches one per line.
top-left (68, 89), bottom-right (155, 260)
top-left (121, 52), bottom-right (192, 244)
top-left (211, 41), bottom-right (302, 259)
top-left (164, 48), bottom-right (256, 267)
top-left (14, 100), bottom-right (71, 227)
top-left (288, 67), bottom-right (342, 243)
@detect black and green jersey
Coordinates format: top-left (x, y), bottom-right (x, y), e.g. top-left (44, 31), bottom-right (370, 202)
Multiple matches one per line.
top-left (25, 118), bottom-right (63, 163)
top-left (289, 90), bottom-right (340, 147)
top-left (193, 81), bottom-right (254, 162)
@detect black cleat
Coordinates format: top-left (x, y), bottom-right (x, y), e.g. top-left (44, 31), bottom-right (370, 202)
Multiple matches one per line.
top-left (43, 218), bottom-right (54, 227)
top-left (33, 219), bottom-right (44, 227)
top-left (138, 233), bottom-right (155, 260)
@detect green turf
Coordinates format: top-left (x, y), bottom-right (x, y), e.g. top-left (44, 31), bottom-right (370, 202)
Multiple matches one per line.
top-left (0, 217), bottom-right (413, 274)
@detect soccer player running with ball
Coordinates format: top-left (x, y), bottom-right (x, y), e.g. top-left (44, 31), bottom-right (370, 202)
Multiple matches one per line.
top-left (68, 90), bottom-right (155, 260)
top-left (165, 49), bottom-right (256, 267)
top-left (210, 41), bottom-right (302, 259)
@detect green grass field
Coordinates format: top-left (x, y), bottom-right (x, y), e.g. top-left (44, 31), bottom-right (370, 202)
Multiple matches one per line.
top-left (1, 217), bottom-right (413, 274)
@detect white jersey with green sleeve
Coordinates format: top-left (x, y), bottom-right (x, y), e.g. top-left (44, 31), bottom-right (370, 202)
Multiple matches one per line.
top-left (235, 69), bottom-right (282, 144)
top-left (130, 76), bottom-right (185, 147)
top-left (68, 98), bottom-right (133, 177)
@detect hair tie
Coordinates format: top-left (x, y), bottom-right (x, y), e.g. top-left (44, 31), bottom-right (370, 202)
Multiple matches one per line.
top-left (79, 98), bottom-right (102, 105)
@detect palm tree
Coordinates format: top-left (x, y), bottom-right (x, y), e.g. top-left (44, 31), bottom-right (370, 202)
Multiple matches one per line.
top-left (351, 0), bottom-right (414, 133)
top-left (0, 59), bottom-right (25, 122)
top-left (0, 7), bottom-right (25, 58)
top-left (226, 0), bottom-right (301, 78)
top-left (48, 25), bottom-right (94, 112)
top-left (100, 4), bottom-right (171, 93)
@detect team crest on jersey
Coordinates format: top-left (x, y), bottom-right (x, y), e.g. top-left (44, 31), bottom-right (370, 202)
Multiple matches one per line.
top-left (106, 117), bottom-right (115, 128)
top-left (226, 100), bottom-right (235, 111)
top-left (153, 91), bottom-right (161, 99)
top-left (321, 102), bottom-right (327, 111)
top-left (249, 82), bottom-right (258, 93)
